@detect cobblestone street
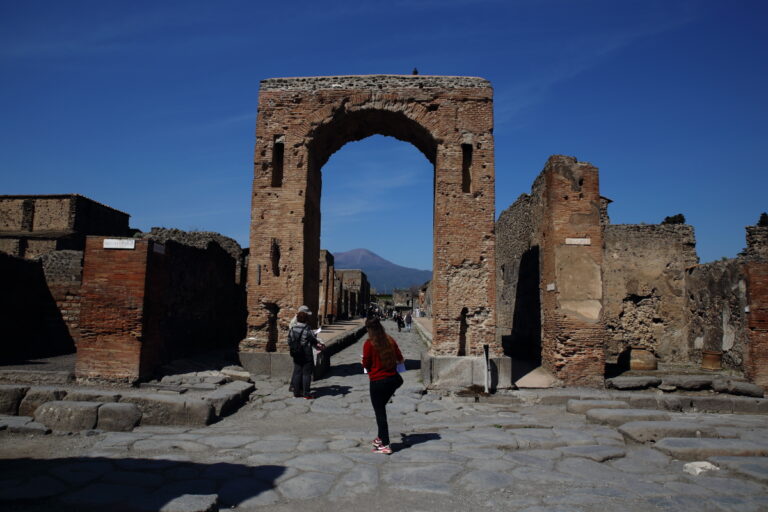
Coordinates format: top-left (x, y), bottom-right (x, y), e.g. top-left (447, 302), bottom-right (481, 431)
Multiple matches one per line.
top-left (2, 321), bottom-right (768, 511)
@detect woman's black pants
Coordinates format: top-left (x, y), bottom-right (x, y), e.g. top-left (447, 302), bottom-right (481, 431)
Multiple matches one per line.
top-left (369, 374), bottom-right (403, 445)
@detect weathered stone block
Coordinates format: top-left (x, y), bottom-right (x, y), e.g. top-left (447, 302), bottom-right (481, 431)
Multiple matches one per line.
top-left (120, 393), bottom-right (214, 426)
top-left (618, 420), bottom-right (722, 443)
top-left (566, 399), bottom-right (629, 414)
top-left (34, 401), bottom-right (100, 432)
top-left (662, 375), bottom-right (713, 391)
top-left (97, 402), bottom-right (142, 431)
top-left (18, 387), bottom-right (67, 417)
top-left (657, 395), bottom-right (693, 412)
top-left (626, 394), bottom-right (659, 409)
top-left (204, 381), bottom-right (255, 417)
top-left (586, 408), bottom-right (670, 427)
top-left (690, 396), bottom-right (733, 413)
top-left (237, 351), bottom-right (271, 376)
top-left (605, 377), bottom-right (661, 390)
top-left (731, 397), bottom-right (768, 414)
top-left (654, 437), bottom-right (768, 460)
top-left (431, 357), bottom-right (474, 388)
top-left (0, 385), bottom-right (29, 415)
top-left (270, 353), bottom-right (294, 382)
top-left (713, 378), bottom-right (765, 398)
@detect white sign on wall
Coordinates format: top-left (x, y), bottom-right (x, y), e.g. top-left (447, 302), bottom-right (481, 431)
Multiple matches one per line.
top-left (103, 239), bottom-right (136, 250)
top-left (565, 237), bottom-right (591, 246)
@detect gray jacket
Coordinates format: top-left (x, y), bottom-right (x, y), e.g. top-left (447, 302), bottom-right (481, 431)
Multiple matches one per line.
top-left (288, 322), bottom-right (321, 362)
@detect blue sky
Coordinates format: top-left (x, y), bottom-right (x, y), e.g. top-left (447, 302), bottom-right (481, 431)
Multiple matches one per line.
top-left (1, 0), bottom-right (765, 270)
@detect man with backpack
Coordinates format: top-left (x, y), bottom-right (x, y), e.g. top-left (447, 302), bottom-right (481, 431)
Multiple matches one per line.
top-left (288, 308), bottom-right (325, 399)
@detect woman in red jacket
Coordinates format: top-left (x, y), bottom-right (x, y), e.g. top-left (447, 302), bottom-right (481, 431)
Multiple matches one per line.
top-left (362, 317), bottom-right (404, 454)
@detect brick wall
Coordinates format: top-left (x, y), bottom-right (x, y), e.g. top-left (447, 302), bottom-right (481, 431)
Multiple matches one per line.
top-left (78, 235), bottom-right (245, 382)
top-left (243, 75), bottom-right (497, 356)
top-left (538, 156), bottom-right (606, 386)
top-left (77, 237), bottom-right (153, 381)
top-left (744, 262), bottom-right (768, 387)
top-left (40, 250), bottom-right (84, 344)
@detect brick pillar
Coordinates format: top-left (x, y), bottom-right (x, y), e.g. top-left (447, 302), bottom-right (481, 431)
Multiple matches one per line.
top-left (77, 237), bottom-right (166, 382)
top-left (744, 262), bottom-right (768, 388)
top-left (539, 156), bottom-right (606, 386)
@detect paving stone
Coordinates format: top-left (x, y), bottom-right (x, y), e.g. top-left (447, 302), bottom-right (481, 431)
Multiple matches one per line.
top-left (297, 438), bottom-right (327, 452)
top-left (49, 460), bottom-right (115, 485)
top-left (246, 438), bottom-right (298, 453)
top-left (18, 386), bottom-right (67, 416)
top-left (711, 379), bottom-right (764, 398)
top-left (102, 470), bottom-right (165, 487)
top-left (585, 408), bottom-right (670, 427)
top-left (150, 479), bottom-right (218, 499)
top-left (662, 375), bottom-right (713, 391)
top-left (132, 438), bottom-right (210, 452)
top-left (329, 464), bottom-right (379, 497)
top-left (285, 452), bottom-right (355, 473)
top-left (219, 477), bottom-right (279, 507)
top-left (731, 397), bottom-right (768, 414)
top-left (34, 400), bottom-right (100, 432)
top-left (709, 456), bottom-right (768, 483)
top-left (98, 402), bottom-right (142, 431)
top-left (416, 401), bottom-right (445, 413)
top-left (618, 420), bottom-right (722, 443)
top-left (459, 469), bottom-right (516, 490)
top-left (605, 377), bottom-right (661, 390)
top-left (199, 434), bottom-right (260, 449)
top-left (121, 394), bottom-right (214, 426)
top-left (200, 462), bottom-right (252, 479)
top-left (203, 380), bottom-right (254, 417)
top-left (0, 475), bottom-right (67, 500)
top-left (0, 384), bottom-right (29, 415)
top-left (690, 395), bottom-right (734, 413)
top-left (61, 482), bottom-right (147, 507)
top-left (1, 416), bottom-right (51, 434)
top-left (327, 439), bottom-right (359, 450)
top-left (559, 445), bottom-right (626, 461)
top-left (566, 399), bottom-right (629, 414)
top-left (654, 437), bottom-right (768, 460)
top-left (277, 471), bottom-right (336, 499)
top-left (382, 462), bottom-right (462, 494)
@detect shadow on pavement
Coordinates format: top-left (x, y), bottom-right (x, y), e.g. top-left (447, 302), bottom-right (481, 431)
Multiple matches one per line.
top-left (313, 384), bottom-right (353, 397)
top-left (392, 432), bottom-right (441, 452)
top-left (0, 457), bottom-right (285, 511)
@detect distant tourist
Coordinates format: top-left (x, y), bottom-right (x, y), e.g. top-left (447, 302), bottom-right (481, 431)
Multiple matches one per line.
top-left (361, 317), bottom-right (404, 454)
top-left (288, 309), bottom-right (325, 399)
top-left (405, 312), bottom-right (412, 332)
top-left (289, 305), bottom-right (312, 329)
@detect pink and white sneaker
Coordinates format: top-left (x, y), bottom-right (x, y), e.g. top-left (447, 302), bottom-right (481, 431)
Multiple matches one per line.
top-left (372, 444), bottom-right (392, 455)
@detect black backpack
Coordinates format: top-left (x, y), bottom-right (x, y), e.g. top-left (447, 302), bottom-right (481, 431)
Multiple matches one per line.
top-left (288, 325), bottom-right (307, 361)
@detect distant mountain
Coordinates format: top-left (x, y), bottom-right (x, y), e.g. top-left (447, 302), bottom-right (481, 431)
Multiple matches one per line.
top-left (333, 248), bottom-right (432, 294)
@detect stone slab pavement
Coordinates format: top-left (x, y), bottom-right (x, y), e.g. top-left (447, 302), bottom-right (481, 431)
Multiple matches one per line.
top-left (2, 324), bottom-right (768, 511)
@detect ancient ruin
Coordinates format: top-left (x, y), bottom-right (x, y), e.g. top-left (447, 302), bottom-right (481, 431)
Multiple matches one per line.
top-left (1, 76), bottom-right (766, 392)
top-left (496, 155), bottom-right (768, 388)
top-left (240, 75), bottom-right (498, 371)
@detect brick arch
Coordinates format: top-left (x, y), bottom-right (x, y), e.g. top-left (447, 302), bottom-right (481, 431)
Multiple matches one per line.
top-left (241, 75), bottom-right (498, 359)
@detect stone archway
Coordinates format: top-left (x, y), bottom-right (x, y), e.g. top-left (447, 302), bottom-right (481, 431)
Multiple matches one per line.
top-left (240, 75), bottom-right (498, 366)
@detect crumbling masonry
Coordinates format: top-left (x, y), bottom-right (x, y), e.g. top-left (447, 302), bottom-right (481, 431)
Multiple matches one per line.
top-left (241, 75), bottom-right (498, 359)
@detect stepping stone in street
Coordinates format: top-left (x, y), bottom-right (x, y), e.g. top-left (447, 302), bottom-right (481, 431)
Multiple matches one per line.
top-left (661, 375), bottom-right (713, 391)
top-left (566, 399), bottom-right (629, 414)
top-left (605, 376), bottom-right (661, 390)
top-left (709, 456), bottom-right (768, 483)
top-left (586, 408), bottom-right (670, 427)
top-left (654, 438), bottom-right (768, 460)
top-left (618, 420), bottom-right (723, 443)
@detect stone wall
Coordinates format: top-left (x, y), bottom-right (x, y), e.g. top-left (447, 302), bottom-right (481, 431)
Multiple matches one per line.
top-left (319, 250), bottom-right (334, 325)
top-left (244, 75), bottom-right (497, 358)
top-left (495, 173), bottom-right (546, 362)
top-left (685, 259), bottom-right (749, 372)
top-left (0, 195), bottom-right (130, 259)
top-left (336, 269), bottom-right (370, 318)
top-left (39, 250), bottom-right (84, 344)
top-left (0, 252), bottom-right (75, 361)
top-left (603, 224), bottom-right (698, 363)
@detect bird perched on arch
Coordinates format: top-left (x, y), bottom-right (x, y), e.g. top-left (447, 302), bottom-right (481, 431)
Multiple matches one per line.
top-left (412, 67), bottom-right (419, 75)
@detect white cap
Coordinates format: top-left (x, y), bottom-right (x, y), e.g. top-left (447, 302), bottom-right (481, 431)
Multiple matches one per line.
top-left (298, 305), bottom-right (312, 315)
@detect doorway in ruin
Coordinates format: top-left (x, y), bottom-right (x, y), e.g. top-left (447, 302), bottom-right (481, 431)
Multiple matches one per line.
top-left (242, 76), bottom-right (498, 358)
